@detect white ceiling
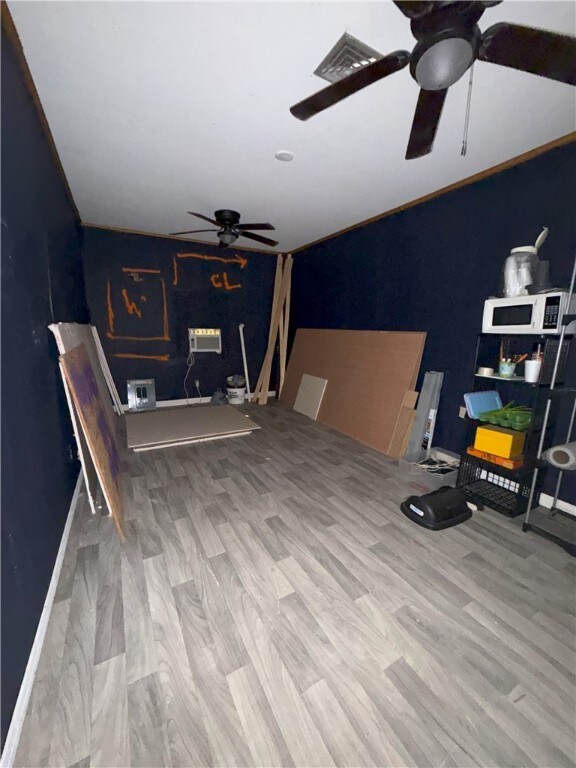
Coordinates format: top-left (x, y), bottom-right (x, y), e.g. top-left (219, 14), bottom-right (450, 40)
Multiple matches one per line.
top-left (9, 1), bottom-right (576, 252)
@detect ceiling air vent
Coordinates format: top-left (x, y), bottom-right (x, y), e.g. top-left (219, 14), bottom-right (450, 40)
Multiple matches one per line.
top-left (314, 32), bottom-right (382, 84)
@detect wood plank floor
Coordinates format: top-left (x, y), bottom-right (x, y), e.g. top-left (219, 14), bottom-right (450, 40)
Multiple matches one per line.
top-left (15, 402), bottom-right (576, 767)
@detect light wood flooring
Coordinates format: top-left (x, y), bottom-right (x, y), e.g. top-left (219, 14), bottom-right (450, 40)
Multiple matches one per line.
top-left (15, 402), bottom-right (576, 767)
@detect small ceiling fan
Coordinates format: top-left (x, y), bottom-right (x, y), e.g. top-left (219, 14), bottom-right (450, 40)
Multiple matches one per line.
top-left (171, 209), bottom-right (278, 248)
top-left (290, 0), bottom-right (576, 159)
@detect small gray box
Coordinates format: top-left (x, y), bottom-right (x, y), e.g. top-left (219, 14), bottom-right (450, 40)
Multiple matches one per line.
top-left (127, 379), bottom-right (156, 411)
top-left (399, 448), bottom-right (460, 490)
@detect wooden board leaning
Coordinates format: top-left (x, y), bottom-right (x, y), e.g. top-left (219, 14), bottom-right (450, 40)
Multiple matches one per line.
top-left (60, 344), bottom-right (125, 539)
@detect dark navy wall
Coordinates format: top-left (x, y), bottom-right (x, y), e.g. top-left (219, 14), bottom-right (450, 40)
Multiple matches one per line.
top-left (1, 28), bottom-right (89, 742)
top-left (82, 228), bottom-right (277, 402)
top-left (292, 142), bottom-right (576, 502)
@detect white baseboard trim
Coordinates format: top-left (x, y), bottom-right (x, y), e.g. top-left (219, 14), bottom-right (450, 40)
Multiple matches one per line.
top-left (539, 492), bottom-right (576, 517)
top-left (121, 391), bottom-right (277, 413)
top-left (0, 472), bottom-right (83, 768)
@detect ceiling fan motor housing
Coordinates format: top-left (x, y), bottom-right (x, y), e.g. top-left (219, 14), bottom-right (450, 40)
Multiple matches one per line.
top-left (214, 209), bottom-right (241, 227)
top-left (214, 210), bottom-right (241, 245)
top-left (409, 3), bottom-right (484, 90)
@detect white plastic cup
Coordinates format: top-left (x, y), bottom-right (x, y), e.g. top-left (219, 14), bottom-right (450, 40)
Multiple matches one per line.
top-left (524, 359), bottom-right (542, 384)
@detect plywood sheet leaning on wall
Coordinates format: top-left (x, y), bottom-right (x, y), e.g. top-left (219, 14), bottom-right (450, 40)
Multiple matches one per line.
top-left (49, 323), bottom-right (121, 447)
top-left (58, 360), bottom-right (100, 515)
top-left (281, 329), bottom-right (426, 456)
top-left (60, 344), bottom-right (125, 539)
top-left (49, 322), bottom-right (120, 515)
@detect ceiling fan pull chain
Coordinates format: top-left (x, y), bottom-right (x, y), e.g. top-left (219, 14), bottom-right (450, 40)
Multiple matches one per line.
top-left (461, 62), bottom-right (475, 157)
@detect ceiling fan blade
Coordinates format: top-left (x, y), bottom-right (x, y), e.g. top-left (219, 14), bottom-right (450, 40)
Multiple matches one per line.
top-left (169, 228), bottom-right (218, 236)
top-left (239, 231), bottom-right (279, 247)
top-left (479, 23), bottom-right (576, 86)
top-left (187, 211), bottom-right (219, 226)
top-left (405, 88), bottom-right (447, 160)
top-left (392, 1), bottom-right (433, 19)
top-left (290, 50), bottom-right (411, 121)
top-left (236, 223), bottom-right (275, 231)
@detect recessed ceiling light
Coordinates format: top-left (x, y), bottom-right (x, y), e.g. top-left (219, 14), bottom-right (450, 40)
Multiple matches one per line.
top-left (275, 150), bottom-right (293, 162)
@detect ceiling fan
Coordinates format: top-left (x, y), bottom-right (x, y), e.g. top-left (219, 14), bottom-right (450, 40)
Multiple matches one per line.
top-left (290, 0), bottom-right (576, 159)
top-left (171, 209), bottom-right (278, 248)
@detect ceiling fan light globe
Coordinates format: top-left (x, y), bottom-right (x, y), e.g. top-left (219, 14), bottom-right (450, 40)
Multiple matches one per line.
top-left (218, 230), bottom-right (238, 245)
top-left (415, 37), bottom-right (474, 90)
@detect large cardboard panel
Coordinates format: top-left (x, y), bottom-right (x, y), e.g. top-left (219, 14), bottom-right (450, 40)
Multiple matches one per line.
top-left (281, 329), bottom-right (426, 455)
top-left (60, 344), bottom-right (124, 539)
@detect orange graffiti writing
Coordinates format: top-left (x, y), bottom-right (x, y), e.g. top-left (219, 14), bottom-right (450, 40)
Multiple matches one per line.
top-left (106, 277), bottom-right (170, 341)
top-left (178, 252), bottom-right (247, 269)
top-left (121, 267), bottom-right (161, 274)
top-left (173, 256), bottom-right (179, 286)
top-left (121, 288), bottom-right (143, 318)
top-left (113, 353), bottom-right (170, 362)
top-left (106, 279), bottom-right (115, 335)
top-left (210, 272), bottom-right (241, 291)
top-left (161, 279), bottom-right (169, 338)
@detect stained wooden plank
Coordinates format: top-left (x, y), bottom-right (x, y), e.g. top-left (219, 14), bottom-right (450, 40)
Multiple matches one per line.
top-left (127, 673), bottom-right (171, 768)
top-left (121, 521), bottom-right (157, 685)
top-left (91, 654), bottom-right (130, 767)
top-left (94, 530), bottom-right (125, 665)
top-left (173, 579), bottom-right (252, 767)
top-left (210, 553), bottom-right (334, 768)
top-left (228, 664), bottom-right (293, 768)
top-left (49, 545), bottom-right (99, 767)
top-left (14, 599), bottom-right (71, 768)
top-left (303, 678), bottom-right (374, 767)
top-left (143, 554), bottom-right (212, 767)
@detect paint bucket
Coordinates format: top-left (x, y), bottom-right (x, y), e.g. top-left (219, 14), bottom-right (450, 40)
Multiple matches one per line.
top-left (226, 387), bottom-right (246, 405)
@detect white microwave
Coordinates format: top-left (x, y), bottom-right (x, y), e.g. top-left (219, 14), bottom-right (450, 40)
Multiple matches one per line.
top-left (482, 292), bottom-right (576, 335)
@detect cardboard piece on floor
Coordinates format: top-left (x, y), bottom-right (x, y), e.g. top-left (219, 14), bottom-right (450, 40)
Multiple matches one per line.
top-left (60, 344), bottom-right (124, 539)
top-left (133, 431), bottom-right (251, 452)
top-left (126, 404), bottom-right (260, 449)
top-left (281, 329), bottom-right (426, 456)
top-left (293, 374), bottom-right (328, 420)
